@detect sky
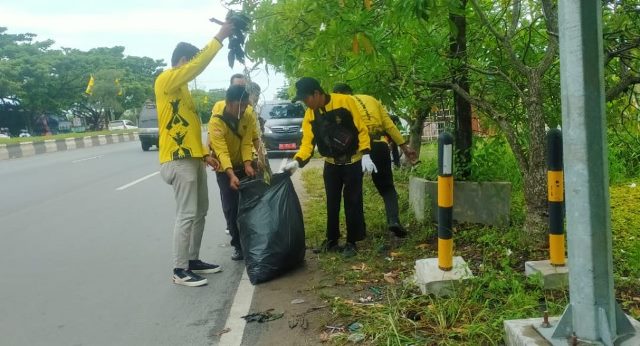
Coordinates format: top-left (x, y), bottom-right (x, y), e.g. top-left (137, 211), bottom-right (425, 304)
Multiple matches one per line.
top-left (0, 0), bottom-right (287, 101)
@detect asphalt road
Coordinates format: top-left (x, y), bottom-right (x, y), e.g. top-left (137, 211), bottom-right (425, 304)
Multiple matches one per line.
top-left (0, 141), bottom-right (286, 346)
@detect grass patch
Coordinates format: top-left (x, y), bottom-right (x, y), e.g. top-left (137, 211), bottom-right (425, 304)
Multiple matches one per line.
top-left (0, 130), bottom-right (136, 145)
top-left (300, 153), bottom-right (640, 344)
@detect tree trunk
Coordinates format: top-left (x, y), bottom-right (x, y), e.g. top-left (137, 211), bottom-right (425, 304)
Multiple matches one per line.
top-left (450, 0), bottom-right (473, 180)
top-left (409, 107), bottom-right (428, 159)
top-left (521, 73), bottom-right (549, 234)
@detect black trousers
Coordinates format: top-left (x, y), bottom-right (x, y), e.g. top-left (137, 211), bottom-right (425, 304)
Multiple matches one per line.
top-left (370, 141), bottom-right (400, 225)
top-left (216, 170), bottom-right (246, 250)
top-left (323, 161), bottom-right (366, 243)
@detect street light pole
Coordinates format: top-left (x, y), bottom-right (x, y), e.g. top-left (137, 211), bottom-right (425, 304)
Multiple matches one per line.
top-left (535, 1), bottom-right (638, 344)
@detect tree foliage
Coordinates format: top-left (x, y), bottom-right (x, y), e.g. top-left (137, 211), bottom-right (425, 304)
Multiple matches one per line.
top-left (232, 0), bottom-right (640, 233)
top-left (0, 27), bottom-right (165, 132)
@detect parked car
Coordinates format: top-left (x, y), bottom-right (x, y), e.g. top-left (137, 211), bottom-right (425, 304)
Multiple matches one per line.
top-left (108, 119), bottom-right (137, 131)
top-left (259, 101), bottom-right (306, 156)
top-left (138, 102), bottom-right (159, 151)
top-left (18, 129), bottom-right (31, 137)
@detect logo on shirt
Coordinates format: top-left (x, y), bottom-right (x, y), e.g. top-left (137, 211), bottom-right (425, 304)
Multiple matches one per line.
top-left (168, 99), bottom-right (192, 159)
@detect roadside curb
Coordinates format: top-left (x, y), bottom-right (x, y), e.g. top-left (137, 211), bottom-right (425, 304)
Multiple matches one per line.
top-left (0, 132), bottom-right (139, 161)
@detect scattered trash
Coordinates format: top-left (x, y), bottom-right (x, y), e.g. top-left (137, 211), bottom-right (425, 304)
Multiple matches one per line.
top-left (348, 322), bottom-right (363, 332)
top-left (241, 309), bottom-right (284, 323)
top-left (390, 252), bottom-right (402, 258)
top-left (289, 314), bottom-right (308, 329)
top-left (383, 271), bottom-right (398, 284)
top-left (305, 305), bottom-right (328, 313)
top-left (368, 286), bottom-right (382, 296)
top-left (347, 333), bottom-right (366, 343)
top-left (630, 183), bottom-right (637, 188)
top-left (415, 243), bottom-right (429, 250)
top-left (214, 327), bottom-right (231, 336)
top-left (358, 296), bottom-right (374, 303)
top-left (505, 248), bottom-right (513, 256)
top-left (291, 298), bottom-right (306, 304)
top-left (350, 263), bottom-right (368, 271)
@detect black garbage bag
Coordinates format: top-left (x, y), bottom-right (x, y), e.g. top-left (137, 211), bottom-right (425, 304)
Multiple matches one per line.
top-left (238, 172), bottom-right (305, 284)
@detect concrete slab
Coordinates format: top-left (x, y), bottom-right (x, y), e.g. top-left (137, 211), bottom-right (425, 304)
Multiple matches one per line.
top-left (525, 260), bottom-right (569, 289)
top-left (414, 256), bottom-right (474, 296)
top-left (504, 315), bottom-right (640, 345)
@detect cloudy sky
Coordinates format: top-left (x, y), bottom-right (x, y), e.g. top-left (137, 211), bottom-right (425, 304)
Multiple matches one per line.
top-left (1, 0), bottom-right (286, 100)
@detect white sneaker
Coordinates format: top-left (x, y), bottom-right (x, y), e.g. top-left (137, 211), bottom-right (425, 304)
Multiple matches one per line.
top-left (225, 229), bottom-right (230, 235)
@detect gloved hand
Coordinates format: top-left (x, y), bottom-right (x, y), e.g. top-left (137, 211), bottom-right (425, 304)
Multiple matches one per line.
top-left (282, 160), bottom-right (300, 173)
top-left (361, 154), bottom-right (377, 173)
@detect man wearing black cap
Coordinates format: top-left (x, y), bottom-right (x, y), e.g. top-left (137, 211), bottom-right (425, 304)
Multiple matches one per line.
top-left (283, 77), bottom-right (376, 257)
top-left (333, 83), bottom-right (418, 238)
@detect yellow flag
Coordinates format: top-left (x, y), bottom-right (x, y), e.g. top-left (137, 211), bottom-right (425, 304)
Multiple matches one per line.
top-left (115, 79), bottom-right (123, 96)
top-left (85, 75), bottom-right (95, 95)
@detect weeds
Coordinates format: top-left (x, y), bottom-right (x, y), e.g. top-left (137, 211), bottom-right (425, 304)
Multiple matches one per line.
top-left (300, 141), bottom-right (640, 345)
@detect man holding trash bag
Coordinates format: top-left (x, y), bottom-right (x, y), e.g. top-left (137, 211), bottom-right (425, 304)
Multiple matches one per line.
top-left (283, 77), bottom-right (376, 258)
top-left (209, 85), bottom-right (256, 261)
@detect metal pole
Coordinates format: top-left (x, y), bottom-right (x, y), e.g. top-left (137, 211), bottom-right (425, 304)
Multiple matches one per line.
top-left (535, 1), bottom-right (636, 344)
top-left (437, 132), bottom-right (454, 271)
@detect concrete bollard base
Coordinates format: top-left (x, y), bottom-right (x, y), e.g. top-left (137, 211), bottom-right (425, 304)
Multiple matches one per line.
top-left (414, 257), bottom-right (473, 296)
top-left (524, 260), bottom-right (569, 289)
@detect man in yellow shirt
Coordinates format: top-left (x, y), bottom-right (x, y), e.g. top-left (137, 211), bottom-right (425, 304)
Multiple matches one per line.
top-left (155, 21), bottom-right (233, 287)
top-left (333, 83), bottom-right (418, 238)
top-left (209, 75), bottom-right (264, 236)
top-left (283, 77), bottom-right (376, 257)
top-left (208, 85), bottom-right (256, 260)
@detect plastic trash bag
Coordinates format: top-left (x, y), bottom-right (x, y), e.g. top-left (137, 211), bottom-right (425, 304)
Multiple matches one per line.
top-left (238, 172), bottom-right (305, 284)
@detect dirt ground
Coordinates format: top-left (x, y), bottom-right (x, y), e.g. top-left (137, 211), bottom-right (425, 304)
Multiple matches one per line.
top-left (240, 160), bottom-right (337, 346)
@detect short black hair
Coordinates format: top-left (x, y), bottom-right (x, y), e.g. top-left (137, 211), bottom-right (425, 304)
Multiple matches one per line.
top-left (229, 74), bottom-right (246, 85)
top-left (171, 42), bottom-right (200, 67)
top-left (333, 83), bottom-right (353, 95)
top-left (226, 85), bottom-right (250, 103)
top-left (293, 77), bottom-right (324, 102)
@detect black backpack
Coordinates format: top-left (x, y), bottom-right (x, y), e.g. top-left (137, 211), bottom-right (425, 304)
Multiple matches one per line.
top-left (310, 107), bottom-right (359, 159)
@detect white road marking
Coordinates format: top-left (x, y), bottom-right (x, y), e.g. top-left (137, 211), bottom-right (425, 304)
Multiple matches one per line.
top-left (115, 172), bottom-right (159, 191)
top-left (71, 155), bottom-right (103, 163)
top-left (219, 269), bottom-right (255, 346)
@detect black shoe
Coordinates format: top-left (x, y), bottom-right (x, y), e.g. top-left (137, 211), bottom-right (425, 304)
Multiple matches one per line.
top-left (312, 239), bottom-right (341, 254)
top-left (172, 268), bottom-right (207, 287)
top-left (389, 223), bottom-right (408, 238)
top-left (342, 242), bottom-right (358, 258)
top-left (189, 260), bottom-right (222, 274)
top-left (231, 247), bottom-right (244, 261)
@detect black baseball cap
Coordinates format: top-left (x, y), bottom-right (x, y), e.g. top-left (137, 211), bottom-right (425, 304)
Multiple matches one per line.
top-left (292, 77), bottom-right (323, 102)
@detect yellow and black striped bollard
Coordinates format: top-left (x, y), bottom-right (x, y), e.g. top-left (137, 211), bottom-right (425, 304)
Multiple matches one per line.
top-left (438, 132), bottom-right (454, 271)
top-left (547, 128), bottom-right (565, 266)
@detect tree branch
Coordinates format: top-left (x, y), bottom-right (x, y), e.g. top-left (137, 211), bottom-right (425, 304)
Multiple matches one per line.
top-left (469, 0), bottom-right (529, 75)
top-left (606, 75), bottom-right (640, 102)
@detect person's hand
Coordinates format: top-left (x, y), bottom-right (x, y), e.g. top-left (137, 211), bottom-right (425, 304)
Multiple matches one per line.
top-left (400, 144), bottom-right (419, 165)
top-left (204, 155), bottom-right (220, 171)
top-left (361, 154), bottom-right (378, 173)
top-left (215, 21), bottom-right (235, 42)
top-left (282, 160), bottom-right (299, 173)
top-left (229, 174), bottom-right (240, 190)
top-left (244, 161), bottom-right (256, 177)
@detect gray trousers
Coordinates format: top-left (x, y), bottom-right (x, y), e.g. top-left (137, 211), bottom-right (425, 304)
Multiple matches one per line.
top-left (160, 158), bottom-right (209, 269)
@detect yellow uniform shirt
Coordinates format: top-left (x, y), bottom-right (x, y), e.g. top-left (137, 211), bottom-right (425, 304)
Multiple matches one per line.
top-left (155, 38), bottom-right (223, 163)
top-left (211, 100), bottom-right (260, 141)
top-left (294, 93), bottom-right (370, 165)
top-left (208, 109), bottom-right (254, 172)
top-left (351, 94), bottom-right (405, 145)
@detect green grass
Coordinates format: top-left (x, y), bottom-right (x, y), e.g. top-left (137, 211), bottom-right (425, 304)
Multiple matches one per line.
top-left (300, 145), bottom-right (640, 345)
top-left (0, 130), bottom-right (136, 145)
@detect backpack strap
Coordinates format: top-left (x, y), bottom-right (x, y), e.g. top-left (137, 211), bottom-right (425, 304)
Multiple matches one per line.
top-left (213, 114), bottom-right (242, 139)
